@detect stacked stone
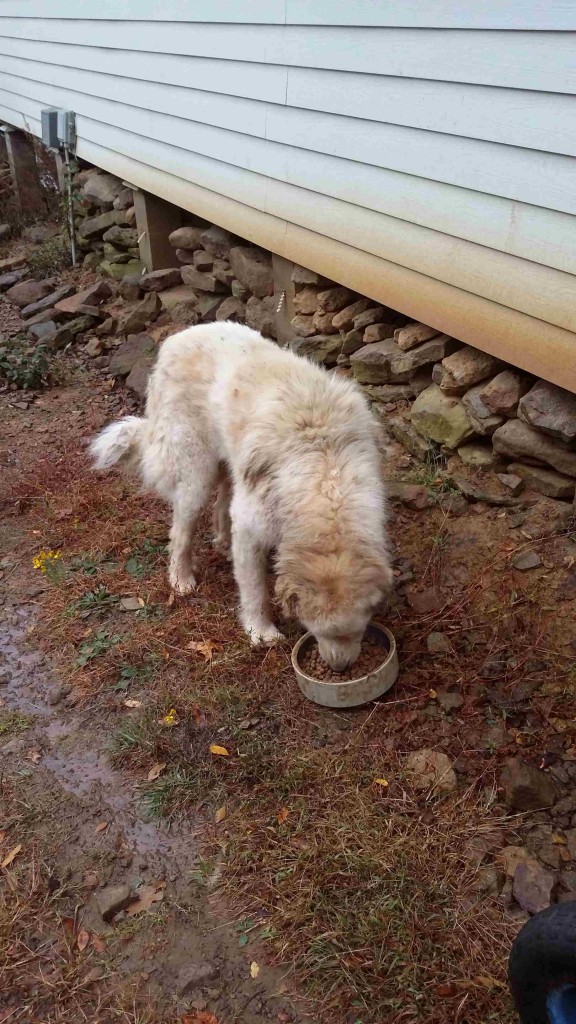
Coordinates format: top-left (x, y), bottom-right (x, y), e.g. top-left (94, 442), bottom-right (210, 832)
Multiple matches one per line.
top-left (75, 169), bottom-right (141, 280)
top-left (167, 225), bottom-right (277, 336)
top-left (289, 264), bottom-right (409, 371)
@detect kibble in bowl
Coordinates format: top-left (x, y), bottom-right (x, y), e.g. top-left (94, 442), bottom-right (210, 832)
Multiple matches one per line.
top-left (292, 623), bottom-right (398, 708)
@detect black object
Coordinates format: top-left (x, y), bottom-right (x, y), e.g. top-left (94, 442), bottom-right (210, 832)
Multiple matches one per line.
top-left (509, 902), bottom-right (576, 1024)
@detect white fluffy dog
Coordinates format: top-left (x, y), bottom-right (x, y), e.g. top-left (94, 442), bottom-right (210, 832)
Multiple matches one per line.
top-left (91, 322), bottom-right (392, 669)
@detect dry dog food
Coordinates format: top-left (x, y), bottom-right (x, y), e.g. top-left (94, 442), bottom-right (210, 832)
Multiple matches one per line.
top-left (300, 635), bottom-right (387, 683)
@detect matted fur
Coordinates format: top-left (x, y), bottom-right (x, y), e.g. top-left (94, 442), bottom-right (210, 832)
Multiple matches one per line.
top-left (91, 322), bottom-right (392, 669)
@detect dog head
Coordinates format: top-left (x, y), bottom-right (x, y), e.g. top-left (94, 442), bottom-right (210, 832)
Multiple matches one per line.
top-left (275, 547), bottom-right (392, 671)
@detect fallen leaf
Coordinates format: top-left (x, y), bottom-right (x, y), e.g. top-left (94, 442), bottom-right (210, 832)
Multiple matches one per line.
top-left (1, 844), bottom-right (22, 868)
top-left (187, 640), bottom-right (216, 662)
top-left (277, 808), bottom-right (289, 824)
top-left (435, 982), bottom-right (457, 998)
top-left (429, 688), bottom-right (437, 699)
top-left (125, 884), bottom-right (165, 917)
top-left (192, 704), bottom-right (207, 728)
top-left (161, 708), bottom-right (179, 726)
top-left (83, 871), bottom-right (99, 888)
top-left (119, 596), bottom-right (145, 612)
top-left (374, 778), bottom-right (389, 788)
top-left (250, 961), bottom-right (260, 979)
top-left (62, 917), bottom-right (74, 936)
top-left (124, 699), bottom-right (142, 709)
top-left (26, 749), bottom-right (42, 763)
top-left (209, 744), bottom-right (229, 757)
top-left (91, 935), bottom-right (106, 953)
top-left (77, 929), bottom-right (90, 951)
top-left (473, 975), bottom-right (505, 991)
top-left (182, 1012), bottom-right (219, 1024)
top-left (552, 833), bottom-right (567, 845)
top-left (0, 831), bottom-right (6, 844)
top-left (95, 822), bottom-right (108, 833)
top-left (147, 762), bottom-right (167, 782)
top-left (215, 805), bottom-right (227, 823)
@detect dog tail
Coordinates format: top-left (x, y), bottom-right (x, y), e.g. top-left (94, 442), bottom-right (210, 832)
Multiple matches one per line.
top-left (90, 416), bottom-right (145, 472)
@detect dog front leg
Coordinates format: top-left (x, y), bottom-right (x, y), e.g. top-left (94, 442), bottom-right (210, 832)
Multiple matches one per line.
top-left (231, 526), bottom-right (283, 645)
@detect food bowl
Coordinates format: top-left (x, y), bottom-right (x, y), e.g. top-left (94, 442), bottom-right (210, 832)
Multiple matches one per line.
top-left (291, 623), bottom-right (398, 708)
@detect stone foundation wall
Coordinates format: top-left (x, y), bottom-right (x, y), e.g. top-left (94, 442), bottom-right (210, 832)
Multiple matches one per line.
top-left (75, 164), bottom-right (576, 504)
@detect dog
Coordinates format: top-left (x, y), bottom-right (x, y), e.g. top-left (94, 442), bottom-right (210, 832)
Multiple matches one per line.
top-left (90, 322), bottom-right (392, 670)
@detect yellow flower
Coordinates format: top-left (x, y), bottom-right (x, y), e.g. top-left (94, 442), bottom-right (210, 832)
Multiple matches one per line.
top-left (32, 550), bottom-right (61, 573)
top-left (162, 708), bottom-right (178, 726)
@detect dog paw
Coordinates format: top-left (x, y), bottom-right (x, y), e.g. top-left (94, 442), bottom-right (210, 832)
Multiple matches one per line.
top-left (247, 624), bottom-right (285, 646)
top-left (169, 568), bottom-right (197, 596)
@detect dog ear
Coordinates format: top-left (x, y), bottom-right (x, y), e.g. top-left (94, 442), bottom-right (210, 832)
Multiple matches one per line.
top-left (274, 572), bottom-right (300, 618)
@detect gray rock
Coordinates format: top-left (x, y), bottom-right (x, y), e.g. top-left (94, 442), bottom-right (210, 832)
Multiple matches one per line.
top-left (426, 632), bottom-right (452, 655)
top-left (212, 260), bottom-right (234, 287)
top-left (231, 279), bottom-right (250, 301)
top-left (457, 442), bottom-right (496, 468)
top-left (177, 962), bottom-right (219, 995)
top-left (353, 306), bottom-right (387, 332)
top-left (492, 420), bottom-right (576, 478)
top-left (364, 384), bottom-right (414, 404)
top-left (312, 308), bottom-right (340, 334)
top-left (245, 295), bottom-right (276, 338)
top-left (55, 281), bottom-right (113, 315)
top-left (21, 285), bottom-right (76, 320)
top-left (78, 209), bottom-right (119, 240)
top-left (292, 286), bottom-right (321, 316)
top-left (480, 370), bottom-right (530, 416)
top-left (386, 482), bottom-right (432, 510)
top-left (6, 278), bottom-right (56, 308)
top-left (512, 550), bottom-right (542, 571)
top-left (392, 335), bottom-right (458, 376)
top-left (193, 250), bottom-right (215, 271)
top-left (350, 339), bottom-right (404, 384)
top-left (113, 187), bottom-right (134, 211)
top-left (290, 334), bottom-right (343, 366)
top-left (437, 690), bottom-right (464, 712)
top-left (95, 317), bottom-right (117, 337)
top-left (26, 307), bottom-right (64, 326)
top-left (49, 316), bottom-right (96, 350)
top-left (102, 225), bottom-right (138, 251)
top-left (47, 682), bottom-right (73, 705)
top-left (168, 225), bottom-right (204, 251)
top-left (501, 759), bottom-right (556, 811)
top-left (96, 884), bottom-right (133, 922)
top-left (317, 285), bottom-right (353, 312)
top-left (229, 245), bottom-right (273, 297)
top-left (462, 383), bottom-right (505, 435)
top-left (411, 385), bottom-right (474, 449)
top-left (0, 223), bottom-right (10, 240)
top-left (120, 292), bottom-right (161, 334)
top-left (100, 260), bottom-right (144, 281)
top-left (84, 338), bottom-right (104, 358)
top-left (363, 322), bottom-right (399, 344)
top-left (454, 479), bottom-right (523, 507)
top-left (332, 298), bottom-right (373, 331)
top-left (200, 225), bottom-right (234, 259)
top-left (518, 379), bottom-right (576, 443)
top-left (28, 321), bottom-right (57, 344)
top-left (291, 314), bottom-right (316, 338)
top-left (340, 328), bottom-right (365, 355)
top-left (139, 268), bottom-right (182, 292)
top-left (180, 266), bottom-right (228, 293)
top-left (507, 462), bottom-right (575, 500)
top-left (83, 252), bottom-right (102, 270)
top-left (498, 473), bottom-right (524, 496)
top-left (388, 417), bottom-right (438, 460)
top-left (513, 861), bottom-right (554, 915)
top-left (215, 296), bottom-right (246, 322)
top-left (440, 345), bottom-right (500, 390)
top-left (119, 276), bottom-right (143, 302)
top-left (0, 269), bottom-right (27, 292)
top-left (126, 356), bottom-right (155, 397)
top-left (194, 294), bottom-right (226, 322)
top-left (109, 333), bottom-right (155, 376)
top-left (82, 171), bottom-right (123, 207)
top-left (291, 264), bottom-right (325, 285)
top-left (174, 247), bottom-right (197, 265)
top-left (394, 323), bottom-right (439, 351)
top-left (405, 748), bottom-right (457, 796)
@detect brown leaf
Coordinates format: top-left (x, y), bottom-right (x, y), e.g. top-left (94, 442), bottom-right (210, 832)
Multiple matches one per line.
top-left (209, 744), bottom-right (229, 757)
top-left (277, 808), bottom-right (289, 824)
top-left (94, 822), bottom-right (108, 833)
top-left (215, 805), bottom-right (227, 823)
top-left (26, 749), bottom-right (42, 763)
top-left (147, 762), bottom-right (167, 782)
top-left (187, 640), bottom-right (216, 662)
top-left (192, 704), bottom-right (207, 728)
top-left (0, 831), bottom-right (5, 844)
top-left (77, 929), bottom-right (90, 951)
top-left (124, 699), bottom-right (142, 709)
top-left (125, 884), bottom-right (165, 917)
top-left (91, 935), bottom-right (106, 953)
top-left (62, 916), bottom-right (75, 936)
top-left (182, 1013), bottom-right (219, 1024)
top-left (1, 844), bottom-right (22, 868)
top-left (250, 961), bottom-right (260, 978)
top-left (83, 871), bottom-right (100, 889)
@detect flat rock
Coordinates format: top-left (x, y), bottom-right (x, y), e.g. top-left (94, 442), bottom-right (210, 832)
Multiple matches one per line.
top-left (518, 379), bottom-right (576, 443)
top-left (292, 285), bottom-right (320, 315)
top-left (120, 292), bottom-right (162, 334)
top-left (498, 473), bottom-right (524, 496)
top-left (6, 278), bottom-right (56, 308)
top-left (312, 309), bottom-right (340, 334)
top-left (386, 482), bottom-right (431, 510)
top-left (0, 269), bottom-right (28, 292)
top-left (126, 356), bottom-right (155, 397)
top-left (109, 333), bottom-right (155, 376)
top-left (457, 442), bottom-right (496, 468)
top-left (195, 294), bottom-right (226, 322)
top-left (426, 632), bottom-right (452, 655)
top-left (48, 315), bottom-right (96, 350)
top-left (21, 285), bottom-right (76, 319)
top-left (82, 171), bottom-right (123, 206)
top-left (102, 225), bottom-right (138, 250)
top-left (454, 479), bottom-right (522, 507)
top-left (96, 884), bottom-right (132, 922)
top-left (332, 298), bottom-right (373, 331)
top-left (55, 281), bottom-right (113, 315)
top-left (462, 383), bottom-right (505, 435)
top-left (388, 417), bottom-right (437, 460)
top-left (411, 385), bottom-right (474, 449)
top-left (394, 322), bottom-right (440, 351)
top-left (392, 335), bottom-right (458, 376)
top-left (140, 268), bottom-right (182, 292)
top-left (245, 295), bottom-right (276, 338)
top-left (350, 339), bottom-right (407, 384)
top-left (193, 250), bottom-right (215, 271)
top-left (229, 245), bottom-right (273, 297)
top-left (215, 295), bottom-right (246, 322)
top-left (290, 334), bottom-right (343, 366)
top-left (28, 321), bottom-right (57, 344)
top-left (364, 384), bottom-right (413, 404)
top-left (340, 329), bottom-right (365, 355)
top-left (200, 225), bottom-right (234, 259)
top-left (100, 260), bottom-right (144, 281)
top-left (512, 550), bottom-right (542, 571)
top-left (175, 247), bottom-right (197, 265)
top-left (180, 266), bottom-right (227, 293)
top-left (291, 264), bottom-right (328, 286)
top-left (492, 419), bottom-right (576, 478)
top-left (317, 285), bottom-right (353, 312)
top-left (440, 345), bottom-right (500, 390)
top-left (507, 462), bottom-right (575, 500)
top-left (501, 759), bottom-right (556, 811)
top-left (119, 276), bottom-right (143, 302)
top-left (291, 314), bottom-right (316, 338)
top-left (113, 187), bottom-right (134, 211)
top-left (169, 226), bottom-right (204, 250)
top-left (177, 962), bottom-right (219, 995)
top-left (513, 861), bottom-right (554, 915)
top-left (405, 748), bottom-right (457, 796)
top-left (78, 210), bottom-right (119, 240)
top-left (480, 370), bottom-right (529, 416)
top-left (158, 284), bottom-right (197, 311)
top-left (406, 586), bottom-right (442, 615)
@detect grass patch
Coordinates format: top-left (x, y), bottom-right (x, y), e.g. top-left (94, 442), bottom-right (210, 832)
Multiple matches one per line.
top-left (0, 710), bottom-right (34, 736)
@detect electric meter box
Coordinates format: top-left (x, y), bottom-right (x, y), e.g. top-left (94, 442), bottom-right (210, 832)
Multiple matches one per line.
top-left (41, 108), bottom-right (59, 149)
top-left (41, 108), bottom-right (76, 150)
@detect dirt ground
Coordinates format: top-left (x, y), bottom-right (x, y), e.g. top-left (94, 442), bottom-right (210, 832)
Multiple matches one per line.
top-left (2, 241), bottom-right (576, 1024)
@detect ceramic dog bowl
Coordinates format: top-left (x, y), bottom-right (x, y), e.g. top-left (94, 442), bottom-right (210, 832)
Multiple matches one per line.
top-left (291, 622), bottom-right (398, 709)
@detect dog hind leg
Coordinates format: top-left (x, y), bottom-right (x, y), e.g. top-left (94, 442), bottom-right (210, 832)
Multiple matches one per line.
top-left (168, 461), bottom-right (217, 594)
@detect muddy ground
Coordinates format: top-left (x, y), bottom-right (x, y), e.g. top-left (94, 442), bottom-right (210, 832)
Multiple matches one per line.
top-left (2, 240), bottom-right (576, 1024)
